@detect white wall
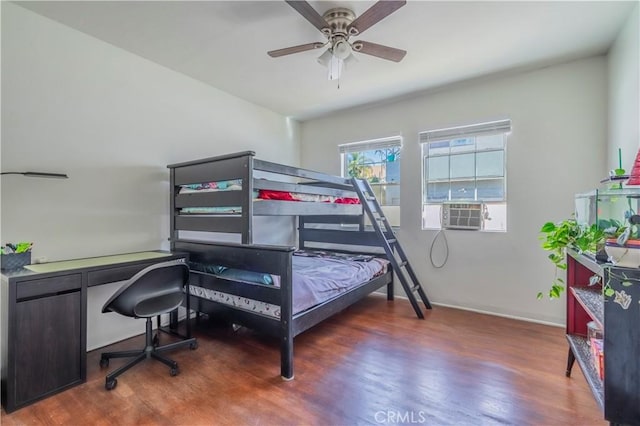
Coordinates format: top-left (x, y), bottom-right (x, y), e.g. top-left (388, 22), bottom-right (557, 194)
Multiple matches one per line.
top-left (1, 3), bottom-right (299, 349)
top-left (608, 4), bottom-right (640, 170)
top-left (300, 57), bottom-right (608, 325)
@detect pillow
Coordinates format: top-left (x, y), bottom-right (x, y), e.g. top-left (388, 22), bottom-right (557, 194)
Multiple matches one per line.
top-left (218, 268), bottom-right (274, 285)
top-left (180, 179), bottom-right (242, 192)
top-left (188, 261), bottom-right (273, 285)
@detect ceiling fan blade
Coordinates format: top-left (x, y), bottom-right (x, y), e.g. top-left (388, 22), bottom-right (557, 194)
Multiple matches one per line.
top-left (347, 0), bottom-right (406, 36)
top-left (352, 41), bottom-right (406, 62)
top-left (285, 1), bottom-right (329, 32)
top-left (268, 42), bottom-right (325, 58)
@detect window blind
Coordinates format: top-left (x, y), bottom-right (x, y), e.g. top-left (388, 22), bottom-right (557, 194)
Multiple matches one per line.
top-left (419, 119), bottom-right (511, 144)
top-left (338, 136), bottom-right (402, 154)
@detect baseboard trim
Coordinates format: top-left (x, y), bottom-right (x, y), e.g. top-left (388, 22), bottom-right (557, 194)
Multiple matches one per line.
top-left (382, 293), bottom-right (564, 328)
top-left (88, 310), bottom-right (189, 351)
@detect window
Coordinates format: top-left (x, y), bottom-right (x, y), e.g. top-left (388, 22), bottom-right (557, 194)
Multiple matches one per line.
top-left (339, 136), bottom-right (402, 226)
top-left (420, 119), bottom-right (510, 231)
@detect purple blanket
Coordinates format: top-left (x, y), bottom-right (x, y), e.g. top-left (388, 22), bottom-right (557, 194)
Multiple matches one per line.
top-left (291, 255), bottom-right (388, 314)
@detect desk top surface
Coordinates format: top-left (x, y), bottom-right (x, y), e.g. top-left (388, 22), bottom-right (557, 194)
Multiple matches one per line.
top-left (1, 251), bottom-right (183, 281)
top-left (24, 252), bottom-right (172, 273)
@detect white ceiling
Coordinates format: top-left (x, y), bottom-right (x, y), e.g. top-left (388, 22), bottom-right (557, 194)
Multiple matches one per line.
top-left (15, 1), bottom-right (636, 121)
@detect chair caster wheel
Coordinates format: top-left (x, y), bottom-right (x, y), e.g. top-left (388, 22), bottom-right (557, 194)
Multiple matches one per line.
top-left (152, 334), bottom-right (159, 347)
top-left (105, 379), bottom-right (117, 390)
top-left (170, 366), bottom-right (179, 376)
top-left (100, 358), bottom-right (109, 368)
top-left (190, 341), bottom-right (198, 350)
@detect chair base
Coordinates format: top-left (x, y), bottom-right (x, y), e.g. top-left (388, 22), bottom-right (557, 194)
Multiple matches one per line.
top-left (100, 317), bottom-right (197, 390)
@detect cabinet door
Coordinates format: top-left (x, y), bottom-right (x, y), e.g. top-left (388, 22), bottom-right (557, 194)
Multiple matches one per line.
top-left (604, 268), bottom-right (640, 425)
top-left (13, 291), bottom-right (82, 406)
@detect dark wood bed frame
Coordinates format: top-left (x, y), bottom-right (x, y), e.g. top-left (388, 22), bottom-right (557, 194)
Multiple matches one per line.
top-left (167, 151), bottom-right (396, 379)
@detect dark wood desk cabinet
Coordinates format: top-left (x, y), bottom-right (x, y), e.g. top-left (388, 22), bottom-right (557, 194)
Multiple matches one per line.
top-left (566, 250), bottom-right (640, 426)
top-left (1, 251), bottom-right (186, 413)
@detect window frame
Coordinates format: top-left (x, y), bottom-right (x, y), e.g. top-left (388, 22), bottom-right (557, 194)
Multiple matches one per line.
top-left (339, 136), bottom-right (403, 208)
top-left (419, 120), bottom-right (511, 232)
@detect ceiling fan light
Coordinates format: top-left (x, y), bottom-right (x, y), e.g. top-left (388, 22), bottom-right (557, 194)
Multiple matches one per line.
top-left (317, 49), bottom-right (333, 67)
top-left (333, 40), bottom-right (352, 60)
top-left (343, 53), bottom-right (357, 69)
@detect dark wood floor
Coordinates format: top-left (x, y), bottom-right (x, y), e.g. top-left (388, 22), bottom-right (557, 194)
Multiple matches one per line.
top-left (2, 295), bottom-right (604, 425)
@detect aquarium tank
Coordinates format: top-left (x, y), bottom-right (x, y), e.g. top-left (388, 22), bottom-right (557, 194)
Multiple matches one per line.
top-left (575, 186), bottom-right (640, 233)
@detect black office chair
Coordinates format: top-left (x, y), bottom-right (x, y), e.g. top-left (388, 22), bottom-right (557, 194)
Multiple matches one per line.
top-left (99, 260), bottom-right (197, 390)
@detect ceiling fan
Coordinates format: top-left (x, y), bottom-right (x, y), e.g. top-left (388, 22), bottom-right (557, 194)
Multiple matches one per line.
top-left (268, 0), bottom-right (407, 80)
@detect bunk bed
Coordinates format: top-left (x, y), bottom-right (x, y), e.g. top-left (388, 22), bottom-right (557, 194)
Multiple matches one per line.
top-left (167, 151), bottom-right (400, 379)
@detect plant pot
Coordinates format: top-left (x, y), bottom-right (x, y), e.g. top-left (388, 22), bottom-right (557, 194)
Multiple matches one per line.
top-left (1, 252), bottom-right (31, 270)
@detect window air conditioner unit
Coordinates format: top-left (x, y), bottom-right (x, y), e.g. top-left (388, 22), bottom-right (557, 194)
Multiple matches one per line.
top-left (442, 202), bottom-right (484, 230)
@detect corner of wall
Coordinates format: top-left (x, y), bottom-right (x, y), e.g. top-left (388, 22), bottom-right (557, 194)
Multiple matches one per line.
top-left (607, 3), bottom-right (640, 171)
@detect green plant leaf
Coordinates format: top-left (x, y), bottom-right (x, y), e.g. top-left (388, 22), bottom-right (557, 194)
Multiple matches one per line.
top-left (538, 217), bottom-right (606, 300)
top-left (622, 280), bottom-right (632, 287)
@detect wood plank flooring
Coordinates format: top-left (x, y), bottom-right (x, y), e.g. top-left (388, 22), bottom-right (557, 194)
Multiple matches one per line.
top-left (1, 295), bottom-right (604, 425)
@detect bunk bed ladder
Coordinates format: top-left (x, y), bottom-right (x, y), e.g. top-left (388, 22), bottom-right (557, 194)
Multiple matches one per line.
top-left (352, 178), bottom-right (432, 319)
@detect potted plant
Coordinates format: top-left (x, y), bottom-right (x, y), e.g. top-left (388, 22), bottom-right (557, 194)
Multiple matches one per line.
top-left (538, 218), bottom-right (606, 299)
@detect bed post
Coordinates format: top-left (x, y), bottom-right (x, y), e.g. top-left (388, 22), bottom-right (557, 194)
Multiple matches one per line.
top-left (280, 252), bottom-right (294, 380)
top-left (169, 167), bottom-right (177, 251)
top-left (297, 216), bottom-right (305, 250)
top-left (387, 265), bottom-right (395, 301)
top-left (243, 153), bottom-right (254, 244)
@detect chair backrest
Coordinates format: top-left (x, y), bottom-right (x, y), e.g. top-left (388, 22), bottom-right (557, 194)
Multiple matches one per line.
top-left (102, 260), bottom-right (189, 318)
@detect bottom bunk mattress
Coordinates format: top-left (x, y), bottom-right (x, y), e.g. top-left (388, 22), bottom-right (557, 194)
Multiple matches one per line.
top-left (188, 251), bottom-right (388, 319)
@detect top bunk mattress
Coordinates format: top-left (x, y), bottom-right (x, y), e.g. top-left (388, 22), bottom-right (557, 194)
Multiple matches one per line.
top-left (178, 179), bottom-right (360, 207)
top-left (175, 178), bottom-right (362, 219)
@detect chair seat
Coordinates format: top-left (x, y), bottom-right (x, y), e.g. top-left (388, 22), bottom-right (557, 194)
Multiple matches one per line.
top-left (134, 292), bottom-right (184, 318)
